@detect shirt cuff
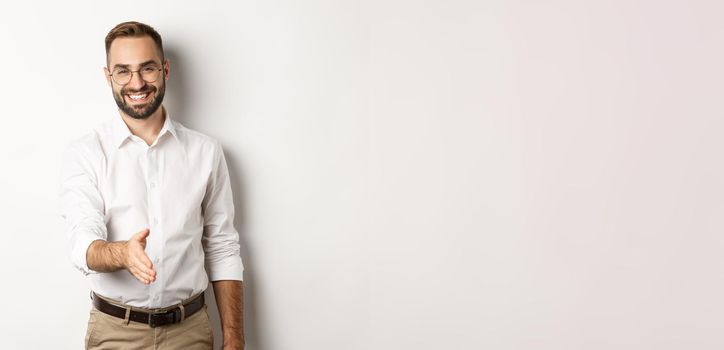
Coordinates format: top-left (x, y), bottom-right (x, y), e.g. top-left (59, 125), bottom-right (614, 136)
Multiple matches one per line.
top-left (206, 254), bottom-right (244, 281)
top-left (72, 230), bottom-right (105, 276)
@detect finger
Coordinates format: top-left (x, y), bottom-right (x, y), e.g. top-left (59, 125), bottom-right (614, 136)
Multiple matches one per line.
top-left (129, 265), bottom-right (151, 284)
top-left (132, 264), bottom-right (155, 283)
top-left (135, 251), bottom-right (154, 271)
top-left (128, 242), bottom-right (153, 268)
top-left (130, 262), bottom-right (152, 279)
top-left (133, 228), bottom-right (150, 241)
top-left (132, 254), bottom-right (155, 277)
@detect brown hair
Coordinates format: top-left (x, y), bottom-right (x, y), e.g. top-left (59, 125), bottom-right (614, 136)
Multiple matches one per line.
top-left (105, 21), bottom-right (164, 63)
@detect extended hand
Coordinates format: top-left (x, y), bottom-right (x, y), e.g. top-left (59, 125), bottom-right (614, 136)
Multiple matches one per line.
top-left (124, 228), bottom-right (156, 284)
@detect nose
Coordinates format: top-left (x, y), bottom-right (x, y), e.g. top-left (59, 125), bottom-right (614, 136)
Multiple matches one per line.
top-left (126, 70), bottom-right (146, 90)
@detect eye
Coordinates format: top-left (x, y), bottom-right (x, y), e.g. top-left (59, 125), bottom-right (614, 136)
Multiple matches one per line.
top-left (142, 66), bottom-right (158, 73)
top-left (114, 69), bottom-right (130, 75)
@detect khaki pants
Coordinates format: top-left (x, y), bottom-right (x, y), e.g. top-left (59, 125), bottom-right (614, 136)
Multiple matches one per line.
top-left (85, 295), bottom-right (213, 350)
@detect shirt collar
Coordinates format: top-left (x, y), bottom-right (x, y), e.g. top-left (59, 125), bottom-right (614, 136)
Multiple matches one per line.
top-left (111, 110), bottom-right (179, 149)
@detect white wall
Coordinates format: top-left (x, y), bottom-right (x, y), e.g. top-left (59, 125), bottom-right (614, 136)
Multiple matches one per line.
top-left (0, 0), bottom-right (722, 349)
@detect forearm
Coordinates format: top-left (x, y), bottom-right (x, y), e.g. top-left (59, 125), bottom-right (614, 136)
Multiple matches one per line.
top-left (86, 239), bottom-right (127, 272)
top-left (212, 280), bottom-right (244, 347)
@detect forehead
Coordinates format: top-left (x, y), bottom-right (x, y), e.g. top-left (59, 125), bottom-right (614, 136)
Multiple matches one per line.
top-left (107, 36), bottom-right (162, 67)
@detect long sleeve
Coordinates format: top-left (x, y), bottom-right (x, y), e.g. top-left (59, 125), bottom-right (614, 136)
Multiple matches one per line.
top-left (59, 141), bottom-right (107, 276)
top-left (201, 141), bottom-right (244, 281)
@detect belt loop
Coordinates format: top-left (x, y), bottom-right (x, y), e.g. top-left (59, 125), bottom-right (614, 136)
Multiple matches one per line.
top-left (123, 307), bottom-right (131, 326)
top-left (178, 303), bottom-right (185, 323)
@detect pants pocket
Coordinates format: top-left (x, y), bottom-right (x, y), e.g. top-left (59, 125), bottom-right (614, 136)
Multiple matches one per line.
top-left (202, 305), bottom-right (214, 346)
top-left (84, 309), bottom-right (99, 349)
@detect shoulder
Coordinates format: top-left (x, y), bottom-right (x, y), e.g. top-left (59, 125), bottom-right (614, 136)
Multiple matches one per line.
top-left (63, 122), bottom-right (109, 163)
top-left (61, 121), bottom-right (110, 182)
top-left (173, 121), bottom-right (223, 154)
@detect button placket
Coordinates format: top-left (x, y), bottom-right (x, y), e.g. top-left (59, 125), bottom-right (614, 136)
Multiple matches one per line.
top-left (147, 149), bottom-right (159, 230)
top-left (146, 148), bottom-right (162, 305)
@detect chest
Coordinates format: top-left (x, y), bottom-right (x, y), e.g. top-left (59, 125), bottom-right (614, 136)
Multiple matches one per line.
top-left (98, 141), bottom-right (212, 240)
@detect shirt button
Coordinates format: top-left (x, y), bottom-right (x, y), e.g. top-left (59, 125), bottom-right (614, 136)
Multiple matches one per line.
top-left (150, 182), bottom-right (155, 188)
top-left (154, 257), bottom-right (160, 264)
top-left (153, 217), bottom-right (158, 224)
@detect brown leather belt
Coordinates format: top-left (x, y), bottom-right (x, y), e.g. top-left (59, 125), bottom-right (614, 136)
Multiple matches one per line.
top-left (91, 291), bottom-right (205, 328)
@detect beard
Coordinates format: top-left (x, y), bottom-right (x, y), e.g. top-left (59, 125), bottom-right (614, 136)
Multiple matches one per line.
top-left (112, 82), bottom-right (166, 120)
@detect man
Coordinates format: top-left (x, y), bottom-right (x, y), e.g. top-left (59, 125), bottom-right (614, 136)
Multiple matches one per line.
top-left (59, 21), bottom-right (244, 349)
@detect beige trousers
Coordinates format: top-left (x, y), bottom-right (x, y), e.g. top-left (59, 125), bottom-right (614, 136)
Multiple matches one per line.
top-left (85, 295), bottom-right (213, 350)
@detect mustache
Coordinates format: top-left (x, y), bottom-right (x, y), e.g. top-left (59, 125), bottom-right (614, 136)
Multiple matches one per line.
top-left (121, 86), bottom-right (156, 95)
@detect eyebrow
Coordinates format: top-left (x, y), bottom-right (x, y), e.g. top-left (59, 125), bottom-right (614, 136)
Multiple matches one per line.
top-left (112, 60), bottom-right (160, 70)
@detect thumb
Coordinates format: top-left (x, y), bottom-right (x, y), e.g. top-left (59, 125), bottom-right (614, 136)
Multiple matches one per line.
top-left (133, 228), bottom-right (150, 241)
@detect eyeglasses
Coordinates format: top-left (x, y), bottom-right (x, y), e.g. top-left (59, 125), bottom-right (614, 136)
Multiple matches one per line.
top-left (108, 65), bottom-right (163, 85)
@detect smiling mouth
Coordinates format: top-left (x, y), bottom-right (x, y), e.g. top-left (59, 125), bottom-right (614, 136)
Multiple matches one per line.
top-left (125, 91), bottom-right (154, 104)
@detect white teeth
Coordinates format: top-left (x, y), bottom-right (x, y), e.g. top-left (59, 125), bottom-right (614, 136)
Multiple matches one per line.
top-left (129, 93), bottom-right (149, 100)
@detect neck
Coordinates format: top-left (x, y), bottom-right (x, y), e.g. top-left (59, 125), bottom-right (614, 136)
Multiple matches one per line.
top-left (119, 105), bottom-right (166, 145)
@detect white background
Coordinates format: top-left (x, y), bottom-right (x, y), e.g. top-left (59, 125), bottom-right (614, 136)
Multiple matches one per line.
top-left (0, 0), bottom-right (723, 349)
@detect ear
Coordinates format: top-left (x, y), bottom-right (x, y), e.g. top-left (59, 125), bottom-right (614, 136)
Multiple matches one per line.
top-left (163, 59), bottom-right (170, 81)
top-left (103, 66), bottom-right (112, 87)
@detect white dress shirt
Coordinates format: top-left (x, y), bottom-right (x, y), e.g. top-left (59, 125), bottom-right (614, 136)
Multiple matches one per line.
top-left (59, 112), bottom-right (243, 308)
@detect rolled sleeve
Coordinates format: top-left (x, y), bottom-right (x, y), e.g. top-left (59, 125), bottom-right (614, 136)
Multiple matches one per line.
top-left (201, 141), bottom-right (244, 281)
top-left (59, 141), bottom-right (107, 276)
